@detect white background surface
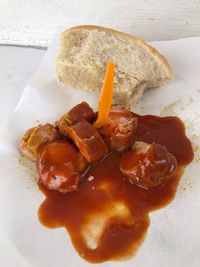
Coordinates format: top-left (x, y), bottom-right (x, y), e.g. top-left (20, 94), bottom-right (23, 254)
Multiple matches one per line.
top-left (1, 0), bottom-right (200, 47)
top-left (0, 46), bottom-right (45, 126)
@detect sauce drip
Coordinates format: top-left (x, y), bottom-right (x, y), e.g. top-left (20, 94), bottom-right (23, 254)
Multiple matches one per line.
top-left (38, 114), bottom-right (193, 263)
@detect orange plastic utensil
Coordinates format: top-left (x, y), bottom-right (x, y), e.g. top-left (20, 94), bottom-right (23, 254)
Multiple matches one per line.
top-left (93, 61), bottom-right (115, 128)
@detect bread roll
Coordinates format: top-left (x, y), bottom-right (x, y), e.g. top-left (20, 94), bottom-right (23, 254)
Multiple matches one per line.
top-left (56, 25), bottom-right (173, 107)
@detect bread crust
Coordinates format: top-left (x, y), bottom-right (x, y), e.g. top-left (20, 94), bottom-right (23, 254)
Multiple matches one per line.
top-left (60, 25), bottom-right (173, 79)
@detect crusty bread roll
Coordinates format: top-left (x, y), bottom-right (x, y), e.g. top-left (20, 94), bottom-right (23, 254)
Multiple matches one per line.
top-left (56, 25), bottom-right (173, 107)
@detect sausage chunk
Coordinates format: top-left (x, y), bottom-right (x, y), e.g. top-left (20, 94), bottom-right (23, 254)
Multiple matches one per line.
top-left (36, 140), bottom-right (87, 193)
top-left (19, 124), bottom-right (61, 161)
top-left (98, 109), bottom-right (138, 151)
top-left (56, 102), bottom-right (96, 135)
top-left (120, 141), bottom-right (177, 189)
top-left (65, 120), bottom-right (108, 162)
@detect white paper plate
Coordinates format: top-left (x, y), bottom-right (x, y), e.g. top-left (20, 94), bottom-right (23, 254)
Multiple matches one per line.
top-left (0, 28), bottom-right (200, 267)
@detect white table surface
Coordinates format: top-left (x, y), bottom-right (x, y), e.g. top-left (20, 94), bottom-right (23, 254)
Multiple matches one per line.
top-left (0, 45), bottom-right (45, 127)
top-left (1, 0), bottom-right (200, 47)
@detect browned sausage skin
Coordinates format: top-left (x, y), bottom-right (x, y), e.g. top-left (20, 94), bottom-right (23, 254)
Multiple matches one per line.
top-left (65, 120), bottom-right (108, 162)
top-left (120, 141), bottom-right (177, 189)
top-left (56, 102), bottom-right (96, 135)
top-left (36, 140), bottom-right (87, 193)
top-left (98, 109), bottom-right (138, 151)
top-left (19, 124), bottom-right (61, 161)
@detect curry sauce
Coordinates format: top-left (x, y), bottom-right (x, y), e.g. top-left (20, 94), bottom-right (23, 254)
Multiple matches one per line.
top-left (38, 114), bottom-right (193, 263)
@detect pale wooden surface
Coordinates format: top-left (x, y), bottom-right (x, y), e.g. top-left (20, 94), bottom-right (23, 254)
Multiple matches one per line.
top-left (1, 0), bottom-right (200, 47)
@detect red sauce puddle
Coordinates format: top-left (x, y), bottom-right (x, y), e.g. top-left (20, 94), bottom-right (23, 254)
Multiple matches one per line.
top-left (38, 114), bottom-right (193, 263)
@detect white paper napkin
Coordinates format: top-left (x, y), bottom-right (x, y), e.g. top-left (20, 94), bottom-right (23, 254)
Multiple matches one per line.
top-left (0, 27), bottom-right (200, 267)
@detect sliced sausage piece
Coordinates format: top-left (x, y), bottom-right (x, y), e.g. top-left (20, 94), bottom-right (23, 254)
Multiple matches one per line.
top-left (120, 141), bottom-right (177, 189)
top-left (98, 109), bottom-right (138, 151)
top-left (65, 120), bottom-right (108, 162)
top-left (68, 102), bottom-right (96, 124)
top-left (19, 124), bottom-right (61, 161)
top-left (56, 102), bottom-right (96, 135)
top-left (36, 140), bottom-right (87, 193)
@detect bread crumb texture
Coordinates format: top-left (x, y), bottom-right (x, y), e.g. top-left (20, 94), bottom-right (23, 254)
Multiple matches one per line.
top-left (56, 26), bottom-right (173, 108)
